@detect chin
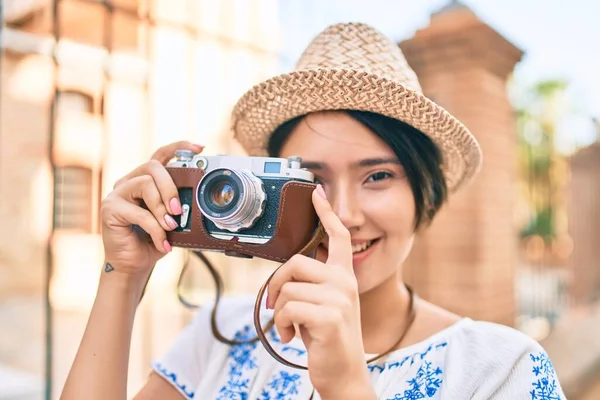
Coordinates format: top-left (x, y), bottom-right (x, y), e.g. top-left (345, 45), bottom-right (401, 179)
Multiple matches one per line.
top-left (353, 260), bottom-right (387, 294)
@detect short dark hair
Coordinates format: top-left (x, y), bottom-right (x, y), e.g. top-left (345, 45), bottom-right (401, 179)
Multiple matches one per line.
top-left (267, 110), bottom-right (448, 230)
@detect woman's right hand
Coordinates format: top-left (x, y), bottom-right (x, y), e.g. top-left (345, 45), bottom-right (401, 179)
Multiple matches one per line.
top-left (100, 141), bottom-right (204, 279)
top-left (62, 140), bottom-right (204, 400)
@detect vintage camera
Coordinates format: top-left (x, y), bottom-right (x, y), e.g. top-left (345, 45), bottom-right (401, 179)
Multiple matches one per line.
top-left (164, 150), bottom-right (323, 262)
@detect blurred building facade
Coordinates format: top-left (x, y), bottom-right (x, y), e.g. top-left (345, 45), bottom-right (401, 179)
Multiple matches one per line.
top-left (1, 1), bottom-right (600, 399)
top-left (1, 0), bottom-right (284, 398)
top-left (569, 141), bottom-right (600, 305)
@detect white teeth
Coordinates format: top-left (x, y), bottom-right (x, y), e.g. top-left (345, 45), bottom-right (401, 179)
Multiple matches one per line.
top-left (351, 240), bottom-right (373, 254)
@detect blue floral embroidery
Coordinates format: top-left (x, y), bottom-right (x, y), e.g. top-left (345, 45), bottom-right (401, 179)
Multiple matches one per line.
top-left (257, 327), bottom-right (305, 399)
top-left (378, 341), bottom-right (446, 399)
top-left (369, 341), bottom-right (447, 374)
top-left (387, 360), bottom-right (444, 400)
top-left (259, 371), bottom-right (302, 399)
top-left (216, 325), bottom-right (259, 400)
top-left (153, 362), bottom-right (195, 399)
top-left (530, 352), bottom-right (561, 400)
top-left (216, 324), bottom-right (305, 400)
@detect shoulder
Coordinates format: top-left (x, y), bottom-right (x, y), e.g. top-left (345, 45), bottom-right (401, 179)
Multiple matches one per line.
top-left (198, 293), bottom-right (258, 320)
top-left (149, 294), bottom-right (262, 399)
top-left (444, 319), bottom-right (565, 399)
top-left (188, 293), bottom-right (258, 322)
top-left (187, 293), bottom-right (264, 338)
top-left (366, 319), bottom-right (564, 399)
top-left (446, 319), bottom-right (551, 371)
top-left (380, 319), bottom-right (565, 399)
top-left (450, 318), bottom-right (542, 356)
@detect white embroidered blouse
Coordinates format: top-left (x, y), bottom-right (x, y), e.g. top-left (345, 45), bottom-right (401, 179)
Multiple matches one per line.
top-left (150, 295), bottom-right (566, 399)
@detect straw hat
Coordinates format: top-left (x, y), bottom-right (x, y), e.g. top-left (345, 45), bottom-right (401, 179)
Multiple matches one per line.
top-left (231, 22), bottom-right (482, 193)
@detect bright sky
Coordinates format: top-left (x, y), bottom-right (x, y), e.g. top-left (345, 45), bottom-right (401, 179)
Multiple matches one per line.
top-left (278, 0), bottom-right (600, 151)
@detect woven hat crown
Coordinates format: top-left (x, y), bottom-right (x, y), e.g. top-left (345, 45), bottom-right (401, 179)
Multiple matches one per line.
top-left (231, 22), bottom-right (482, 193)
top-left (294, 23), bottom-right (423, 93)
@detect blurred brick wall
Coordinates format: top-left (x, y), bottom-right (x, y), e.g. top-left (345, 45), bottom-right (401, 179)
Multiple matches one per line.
top-left (400, 4), bottom-right (523, 326)
top-left (568, 142), bottom-right (600, 305)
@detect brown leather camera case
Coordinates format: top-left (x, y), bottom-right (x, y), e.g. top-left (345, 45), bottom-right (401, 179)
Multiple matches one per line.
top-left (165, 167), bottom-right (322, 263)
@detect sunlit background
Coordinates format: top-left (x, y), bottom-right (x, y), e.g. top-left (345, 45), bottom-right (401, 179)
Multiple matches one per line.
top-left (1, 0), bottom-right (599, 399)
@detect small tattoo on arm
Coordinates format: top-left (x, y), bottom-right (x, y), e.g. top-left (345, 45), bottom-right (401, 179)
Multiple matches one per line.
top-left (104, 262), bottom-right (115, 273)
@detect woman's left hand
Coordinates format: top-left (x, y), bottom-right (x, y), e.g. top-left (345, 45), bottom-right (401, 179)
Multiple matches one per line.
top-left (267, 184), bottom-right (376, 400)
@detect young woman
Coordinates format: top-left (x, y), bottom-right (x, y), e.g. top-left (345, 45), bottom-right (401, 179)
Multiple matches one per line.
top-left (61, 23), bottom-right (565, 399)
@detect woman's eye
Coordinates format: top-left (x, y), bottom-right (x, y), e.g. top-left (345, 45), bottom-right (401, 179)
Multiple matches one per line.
top-left (367, 171), bottom-right (393, 182)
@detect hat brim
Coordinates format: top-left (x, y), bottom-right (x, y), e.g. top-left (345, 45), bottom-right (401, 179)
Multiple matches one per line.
top-left (231, 68), bottom-right (482, 194)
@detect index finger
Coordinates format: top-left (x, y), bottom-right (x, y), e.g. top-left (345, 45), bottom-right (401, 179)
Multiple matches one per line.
top-left (312, 185), bottom-right (353, 269)
top-left (266, 254), bottom-right (331, 309)
top-left (114, 160), bottom-right (181, 215)
top-left (151, 141), bottom-right (204, 165)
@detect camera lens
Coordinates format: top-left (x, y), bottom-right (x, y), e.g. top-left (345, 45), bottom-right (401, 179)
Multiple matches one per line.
top-left (200, 173), bottom-right (240, 215)
top-left (209, 181), bottom-right (235, 208)
top-left (197, 168), bottom-right (266, 232)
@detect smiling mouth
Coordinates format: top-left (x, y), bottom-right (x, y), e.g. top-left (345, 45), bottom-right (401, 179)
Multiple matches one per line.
top-left (321, 238), bottom-right (380, 254)
top-left (351, 240), bottom-right (377, 254)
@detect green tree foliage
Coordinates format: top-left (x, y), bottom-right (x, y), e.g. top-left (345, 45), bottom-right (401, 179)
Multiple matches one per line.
top-left (515, 79), bottom-right (569, 243)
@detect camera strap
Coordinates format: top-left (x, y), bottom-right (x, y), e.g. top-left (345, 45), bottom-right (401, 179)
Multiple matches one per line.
top-left (252, 277), bottom-right (417, 371)
top-left (206, 222), bottom-right (325, 346)
top-left (297, 221), bottom-right (326, 257)
top-left (196, 220), bottom-right (416, 397)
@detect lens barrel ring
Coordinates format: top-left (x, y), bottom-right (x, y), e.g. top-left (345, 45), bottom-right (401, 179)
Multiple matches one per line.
top-left (196, 168), bottom-right (266, 232)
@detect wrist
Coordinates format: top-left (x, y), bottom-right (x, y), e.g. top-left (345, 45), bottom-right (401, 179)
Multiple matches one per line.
top-left (99, 261), bottom-right (152, 301)
top-left (319, 371), bottom-right (376, 400)
top-left (321, 388), bottom-right (376, 400)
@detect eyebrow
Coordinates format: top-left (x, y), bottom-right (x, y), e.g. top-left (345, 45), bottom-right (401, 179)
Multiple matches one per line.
top-left (301, 157), bottom-right (400, 170)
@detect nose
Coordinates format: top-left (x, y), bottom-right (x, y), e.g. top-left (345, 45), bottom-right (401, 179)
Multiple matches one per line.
top-left (327, 183), bottom-right (364, 232)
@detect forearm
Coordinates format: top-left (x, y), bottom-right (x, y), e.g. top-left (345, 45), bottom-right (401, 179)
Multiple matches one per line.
top-left (60, 268), bottom-right (148, 400)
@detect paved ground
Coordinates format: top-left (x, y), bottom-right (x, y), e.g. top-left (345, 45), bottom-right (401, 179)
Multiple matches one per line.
top-left (541, 300), bottom-right (600, 398)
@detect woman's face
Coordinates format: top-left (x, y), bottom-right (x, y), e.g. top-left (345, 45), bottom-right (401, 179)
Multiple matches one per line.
top-left (279, 111), bottom-right (417, 294)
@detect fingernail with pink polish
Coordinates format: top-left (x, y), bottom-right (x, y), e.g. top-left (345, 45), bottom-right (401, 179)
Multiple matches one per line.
top-left (170, 198), bottom-right (182, 215)
top-left (316, 184), bottom-right (327, 199)
top-left (163, 240), bottom-right (172, 253)
top-left (165, 214), bottom-right (178, 230)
